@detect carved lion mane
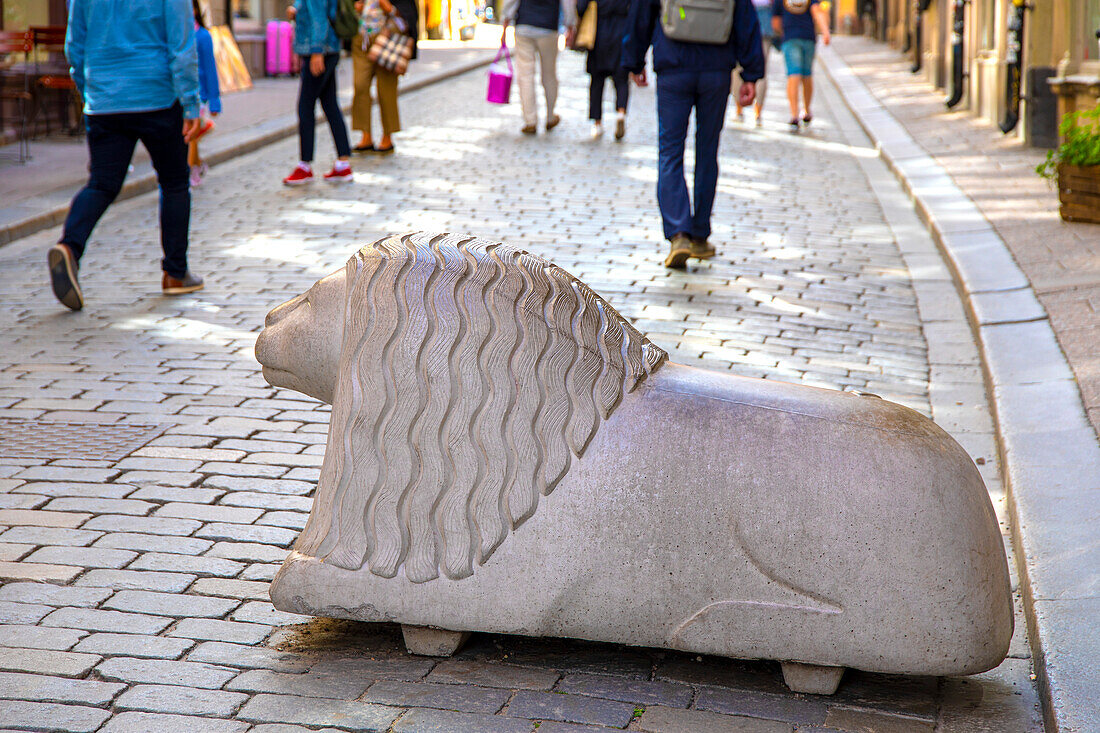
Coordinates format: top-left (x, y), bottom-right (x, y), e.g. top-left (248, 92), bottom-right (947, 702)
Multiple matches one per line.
top-left (296, 233), bottom-right (667, 582)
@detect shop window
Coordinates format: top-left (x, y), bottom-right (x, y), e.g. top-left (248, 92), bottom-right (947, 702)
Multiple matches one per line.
top-left (1087, 0), bottom-right (1100, 61)
top-left (2, 0), bottom-right (50, 30)
top-left (231, 0), bottom-right (262, 30)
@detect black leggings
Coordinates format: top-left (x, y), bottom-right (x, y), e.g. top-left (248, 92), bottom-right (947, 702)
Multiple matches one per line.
top-left (589, 68), bottom-right (630, 121)
top-left (298, 53), bottom-right (351, 162)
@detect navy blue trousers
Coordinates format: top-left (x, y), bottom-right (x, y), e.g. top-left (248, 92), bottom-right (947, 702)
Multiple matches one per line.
top-left (655, 70), bottom-right (731, 241)
top-left (61, 103), bottom-right (190, 279)
top-left (298, 53), bottom-right (351, 162)
top-left (589, 68), bottom-right (630, 120)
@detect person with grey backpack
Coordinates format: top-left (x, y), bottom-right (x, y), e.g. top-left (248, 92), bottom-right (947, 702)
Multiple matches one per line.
top-left (622, 0), bottom-right (764, 268)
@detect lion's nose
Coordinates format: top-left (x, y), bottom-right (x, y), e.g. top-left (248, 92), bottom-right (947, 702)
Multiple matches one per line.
top-left (254, 328), bottom-right (273, 367)
top-left (265, 293), bottom-right (306, 327)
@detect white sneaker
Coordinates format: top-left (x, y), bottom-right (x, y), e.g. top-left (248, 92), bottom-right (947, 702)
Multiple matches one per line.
top-left (590, 122), bottom-right (604, 140)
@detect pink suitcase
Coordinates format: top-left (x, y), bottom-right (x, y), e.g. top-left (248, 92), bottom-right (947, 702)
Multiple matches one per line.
top-left (266, 20), bottom-right (295, 76)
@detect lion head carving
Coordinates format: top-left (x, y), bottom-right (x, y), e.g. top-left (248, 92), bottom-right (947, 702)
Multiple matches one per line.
top-left (257, 233), bottom-right (667, 582)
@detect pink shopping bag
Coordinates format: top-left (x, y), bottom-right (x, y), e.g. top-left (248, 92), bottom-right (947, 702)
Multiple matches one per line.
top-left (486, 42), bottom-right (513, 104)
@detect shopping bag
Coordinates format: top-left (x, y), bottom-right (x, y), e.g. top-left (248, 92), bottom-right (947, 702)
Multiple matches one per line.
top-left (368, 12), bottom-right (415, 74)
top-left (486, 42), bottom-right (513, 104)
top-left (574, 2), bottom-right (597, 50)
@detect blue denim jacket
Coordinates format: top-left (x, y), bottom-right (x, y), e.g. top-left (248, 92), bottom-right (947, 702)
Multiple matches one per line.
top-left (294, 0), bottom-right (342, 56)
top-left (66, 0), bottom-right (201, 119)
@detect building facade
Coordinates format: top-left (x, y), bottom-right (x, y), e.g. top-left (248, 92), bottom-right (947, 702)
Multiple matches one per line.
top-left (867, 0), bottom-right (1100, 148)
top-left (1, 0), bottom-right (67, 30)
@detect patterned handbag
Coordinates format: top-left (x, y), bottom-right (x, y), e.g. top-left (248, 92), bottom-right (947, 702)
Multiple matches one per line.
top-left (368, 11), bottom-right (414, 75)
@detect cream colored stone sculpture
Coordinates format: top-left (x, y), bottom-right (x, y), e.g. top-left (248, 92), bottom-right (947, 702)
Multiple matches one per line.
top-left (255, 232), bottom-right (1013, 695)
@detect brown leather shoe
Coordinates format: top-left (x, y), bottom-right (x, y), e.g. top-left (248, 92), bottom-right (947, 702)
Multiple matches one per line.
top-left (521, 124), bottom-right (537, 135)
top-left (664, 233), bottom-right (692, 269)
top-left (545, 114), bottom-right (561, 131)
top-left (690, 237), bottom-right (716, 259)
top-left (48, 243), bottom-right (83, 311)
top-left (162, 270), bottom-right (204, 295)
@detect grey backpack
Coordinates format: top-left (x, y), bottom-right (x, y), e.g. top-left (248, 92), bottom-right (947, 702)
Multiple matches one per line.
top-left (661, 0), bottom-right (736, 44)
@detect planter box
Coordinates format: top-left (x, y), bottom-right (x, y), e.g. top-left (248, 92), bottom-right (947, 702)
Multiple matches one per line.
top-left (1058, 163), bottom-right (1100, 224)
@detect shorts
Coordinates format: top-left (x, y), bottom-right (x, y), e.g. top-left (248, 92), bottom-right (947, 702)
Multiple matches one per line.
top-left (783, 38), bottom-right (816, 77)
top-left (756, 6), bottom-right (774, 40)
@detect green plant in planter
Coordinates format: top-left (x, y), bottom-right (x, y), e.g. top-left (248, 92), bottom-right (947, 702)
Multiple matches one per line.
top-left (1037, 104), bottom-right (1100, 180)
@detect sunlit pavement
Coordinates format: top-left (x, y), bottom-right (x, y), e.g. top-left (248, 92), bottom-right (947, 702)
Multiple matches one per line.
top-left (0, 50), bottom-right (1043, 731)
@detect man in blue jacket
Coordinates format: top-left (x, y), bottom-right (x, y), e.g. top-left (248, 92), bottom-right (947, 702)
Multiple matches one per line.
top-left (50, 0), bottom-right (204, 311)
top-left (622, 0), bottom-right (764, 268)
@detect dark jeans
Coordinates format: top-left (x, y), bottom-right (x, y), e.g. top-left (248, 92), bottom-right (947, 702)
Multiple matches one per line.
top-left (589, 68), bottom-right (629, 121)
top-left (655, 70), bottom-right (731, 241)
top-left (61, 103), bottom-right (190, 279)
top-left (298, 53), bottom-right (351, 162)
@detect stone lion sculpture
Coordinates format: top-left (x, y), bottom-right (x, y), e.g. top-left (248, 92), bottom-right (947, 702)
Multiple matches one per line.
top-left (255, 232), bottom-right (1012, 695)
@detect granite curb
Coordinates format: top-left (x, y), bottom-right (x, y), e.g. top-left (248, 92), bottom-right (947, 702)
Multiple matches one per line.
top-left (0, 51), bottom-right (497, 248)
top-left (819, 44), bottom-right (1100, 733)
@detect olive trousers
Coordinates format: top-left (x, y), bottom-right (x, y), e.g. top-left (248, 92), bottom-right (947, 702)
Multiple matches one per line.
top-left (351, 32), bottom-right (401, 138)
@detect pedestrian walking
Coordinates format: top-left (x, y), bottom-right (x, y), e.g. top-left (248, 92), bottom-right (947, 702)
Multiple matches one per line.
top-left (772, 0), bottom-right (830, 132)
top-left (190, 0), bottom-right (221, 187)
top-left (350, 0), bottom-right (418, 156)
top-left (733, 0), bottom-right (774, 126)
top-left (501, 0), bottom-right (577, 134)
top-left (48, 0), bottom-right (204, 311)
top-left (577, 0), bottom-right (632, 140)
top-left (622, 0), bottom-right (764, 268)
top-left (283, 0), bottom-right (354, 185)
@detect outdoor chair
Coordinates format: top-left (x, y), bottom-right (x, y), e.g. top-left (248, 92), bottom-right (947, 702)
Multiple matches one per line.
top-left (0, 30), bottom-right (33, 163)
top-left (30, 26), bottom-right (82, 137)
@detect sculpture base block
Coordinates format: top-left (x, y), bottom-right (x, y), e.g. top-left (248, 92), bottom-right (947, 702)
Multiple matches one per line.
top-left (781, 662), bottom-right (845, 695)
top-left (401, 625), bottom-right (471, 657)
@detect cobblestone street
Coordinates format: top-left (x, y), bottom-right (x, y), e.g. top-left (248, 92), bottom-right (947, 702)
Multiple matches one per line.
top-left (0, 50), bottom-right (1043, 732)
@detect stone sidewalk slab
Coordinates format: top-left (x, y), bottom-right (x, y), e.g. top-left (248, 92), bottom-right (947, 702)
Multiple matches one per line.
top-left (821, 39), bottom-right (1100, 733)
top-left (0, 699), bottom-right (111, 732)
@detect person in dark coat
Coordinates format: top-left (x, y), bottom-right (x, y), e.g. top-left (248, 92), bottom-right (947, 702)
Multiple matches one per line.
top-left (577, 0), bottom-right (631, 140)
top-left (390, 0), bottom-right (419, 59)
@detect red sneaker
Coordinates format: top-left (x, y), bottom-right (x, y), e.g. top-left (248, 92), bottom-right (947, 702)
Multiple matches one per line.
top-left (283, 164), bottom-right (313, 186)
top-left (323, 166), bottom-right (353, 183)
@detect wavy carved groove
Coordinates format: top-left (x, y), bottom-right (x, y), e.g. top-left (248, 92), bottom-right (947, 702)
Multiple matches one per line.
top-left (297, 233), bottom-right (667, 581)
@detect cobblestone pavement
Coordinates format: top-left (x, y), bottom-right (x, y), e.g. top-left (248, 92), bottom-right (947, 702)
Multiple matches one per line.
top-left (0, 50), bottom-right (1043, 731)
